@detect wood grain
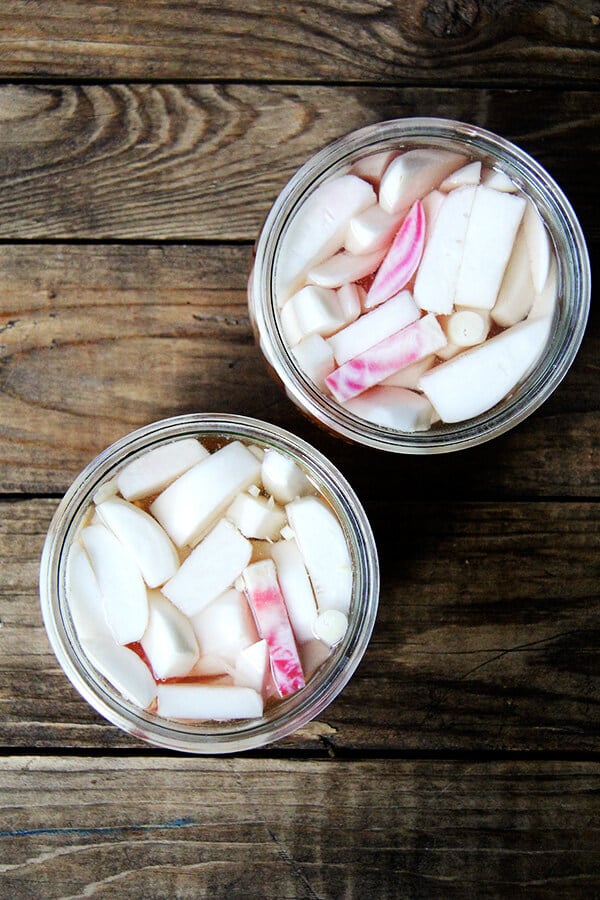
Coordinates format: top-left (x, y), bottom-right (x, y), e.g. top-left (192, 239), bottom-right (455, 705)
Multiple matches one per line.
top-left (3, 497), bottom-right (598, 751)
top-left (0, 84), bottom-right (596, 239)
top-left (0, 243), bottom-right (597, 497)
top-left (1, 756), bottom-right (599, 898)
top-left (0, 1), bottom-right (598, 86)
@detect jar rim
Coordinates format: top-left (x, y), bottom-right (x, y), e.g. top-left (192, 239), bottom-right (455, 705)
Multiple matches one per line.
top-left (251, 117), bottom-right (591, 453)
top-left (39, 413), bottom-right (380, 753)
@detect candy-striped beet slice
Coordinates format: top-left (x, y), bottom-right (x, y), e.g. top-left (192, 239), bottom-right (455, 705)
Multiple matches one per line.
top-left (325, 313), bottom-right (446, 403)
top-left (242, 560), bottom-right (305, 698)
top-left (365, 201), bottom-right (425, 309)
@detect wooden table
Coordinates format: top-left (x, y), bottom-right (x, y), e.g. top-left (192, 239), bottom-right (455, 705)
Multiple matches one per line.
top-left (0, 2), bottom-right (598, 896)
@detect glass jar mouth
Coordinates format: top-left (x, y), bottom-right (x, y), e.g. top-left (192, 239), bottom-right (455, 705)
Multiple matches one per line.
top-left (251, 117), bottom-right (591, 454)
top-left (39, 414), bottom-right (380, 753)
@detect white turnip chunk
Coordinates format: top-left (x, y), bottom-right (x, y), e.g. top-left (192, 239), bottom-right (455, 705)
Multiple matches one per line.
top-left (233, 639), bottom-right (271, 694)
top-left (80, 523), bottom-right (148, 645)
top-left (260, 449), bottom-right (313, 505)
top-left (281, 284), bottom-right (348, 343)
top-left (491, 225), bottom-right (536, 327)
top-left (226, 492), bottom-right (286, 541)
top-left (528, 258), bottom-right (559, 322)
top-left (117, 438), bottom-right (208, 501)
top-left (419, 317), bottom-right (551, 422)
top-left (454, 186), bottom-right (526, 310)
top-left (327, 291), bottom-right (420, 366)
top-left (481, 167), bottom-right (518, 192)
top-left (345, 204), bottom-right (404, 255)
top-left (445, 310), bottom-right (490, 347)
top-left (343, 385), bottom-right (435, 432)
top-left (381, 354), bottom-right (435, 389)
top-left (350, 149), bottom-right (397, 185)
top-left (162, 519), bottom-right (252, 617)
top-left (439, 161), bottom-right (481, 191)
top-left (84, 640), bottom-right (156, 709)
top-left (313, 609), bottom-right (348, 647)
top-left (242, 560), bottom-right (306, 697)
top-left (379, 148), bottom-right (466, 215)
top-left (150, 441), bottom-right (261, 547)
top-left (413, 185), bottom-right (477, 314)
top-left (523, 197), bottom-right (552, 293)
top-left (191, 588), bottom-right (259, 663)
top-left (141, 590), bottom-right (199, 680)
top-left (291, 334), bottom-right (336, 388)
top-left (65, 543), bottom-right (111, 642)
top-left (95, 496), bottom-right (179, 588)
top-left (286, 496), bottom-right (352, 614)
top-left (270, 538), bottom-right (318, 643)
top-left (157, 683), bottom-right (263, 720)
top-left (275, 174), bottom-right (376, 304)
top-left (336, 282), bottom-right (362, 324)
top-left (307, 247), bottom-right (386, 289)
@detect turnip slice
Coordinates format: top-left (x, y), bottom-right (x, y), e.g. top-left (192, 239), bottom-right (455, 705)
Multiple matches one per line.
top-left (343, 385), bottom-right (435, 432)
top-left (242, 559), bottom-right (306, 697)
top-left (275, 174), bottom-right (376, 304)
top-left (271, 538), bottom-right (318, 643)
top-left (80, 523), bottom-right (148, 645)
top-left (84, 639), bottom-right (156, 709)
top-left (528, 257), bottom-right (558, 322)
top-left (327, 291), bottom-right (420, 366)
top-left (163, 519), bottom-right (252, 616)
top-left (261, 449), bottom-right (313, 505)
top-left (413, 185), bottom-right (477, 314)
top-left (350, 149), bottom-right (397, 185)
top-left (325, 314), bottom-right (447, 403)
top-left (117, 438), bottom-right (208, 501)
top-left (313, 609), bottom-right (348, 647)
top-left (65, 543), bottom-right (111, 642)
top-left (95, 496), bottom-right (179, 588)
top-left (491, 225), bottom-right (536, 327)
top-left (523, 198), bottom-right (552, 293)
top-left (226, 492), bottom-right (286, 541)
top-left (299, 639), bottom-right (331, 678)
top-left (281, 284), bottom-right (348, 343)
top-left (445, 309), bottom-right (490, 347)
top-left (365, 201), bottom-right (425, 308)
top-left (421, 189), bottom-right (445, 240)
top-left (285, 496), bottom-right (352, 614)
top-left (454, 186), bottom-right (526, 310)
top-left (439, 160), bottom-right (481, 191)
top-left (379, 148), bottom-right (466, 214)
top-left (381, 354), bottom-right (435, 389)
top-left (141, 590), bottom-right (199, 680)
top-left (191, 588), bottom-right (259, 662)
top-left (291, 334), bottom-right (336, 388)
top-left (345, 204), bottom-right (404, 255)
top-left (157, 683), bottom-right (263, 720)
top-left (336, 282), bottom-right (362, 324)
top-left (233, 639), bottom-right (271, 694)
top-left (150, 441), bottom-right (261, 547)
top-left (481, 167), bottom-right (517, 193)
top-left (419, 317), bottom-right (551, 422)
top-left (307, 247), bottom-right (386, 289)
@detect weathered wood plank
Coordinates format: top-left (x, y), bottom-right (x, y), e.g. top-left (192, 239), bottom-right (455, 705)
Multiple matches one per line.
top-left (0, 243), bottom-right (597, 497)
top-left (0, 84), bottom-right (596, 239)
top-left (0, 1), bottom-right (598, 86)
top-left (2, 498), bottom-right (598, 751)
top-left (0, 756), bottom-right (599, 898)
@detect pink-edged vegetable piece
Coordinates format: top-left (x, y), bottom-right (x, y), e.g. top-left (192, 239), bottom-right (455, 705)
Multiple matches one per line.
top-left (365, 201), bottom-right (425, 309)
top-left (242, 559), bottom-right (305, 698)
top-left (325, 313), bottom-right (446, 403)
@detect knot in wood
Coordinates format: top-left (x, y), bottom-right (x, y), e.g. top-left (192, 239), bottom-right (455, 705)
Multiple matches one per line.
top-left (422, 0), bottom-right (480, 38)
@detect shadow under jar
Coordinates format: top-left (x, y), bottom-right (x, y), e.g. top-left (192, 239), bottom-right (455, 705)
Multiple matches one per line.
top-left (249, 118), bottom-right (591, 454)
top-left (39, 414), bottom-right (379, 753)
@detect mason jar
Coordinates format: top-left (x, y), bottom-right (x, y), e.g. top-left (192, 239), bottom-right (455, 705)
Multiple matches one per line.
top-left (39, 414), bottom-right (379, 753)
top-left (249, 117), bottom-right (591, 453)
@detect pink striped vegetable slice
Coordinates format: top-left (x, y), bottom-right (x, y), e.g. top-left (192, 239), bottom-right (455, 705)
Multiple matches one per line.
top-left (325, 313), bottom-right (446, 403)
top-left (242, 560), bottom-right (306, 698)
top-left (365, 201), bottom-right (425, 309)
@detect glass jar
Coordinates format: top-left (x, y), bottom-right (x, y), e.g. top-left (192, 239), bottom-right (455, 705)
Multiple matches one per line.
top-left (249, 117), bottom-right (591, 453)
top-left (39, 414), bottom-right (379, 753)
